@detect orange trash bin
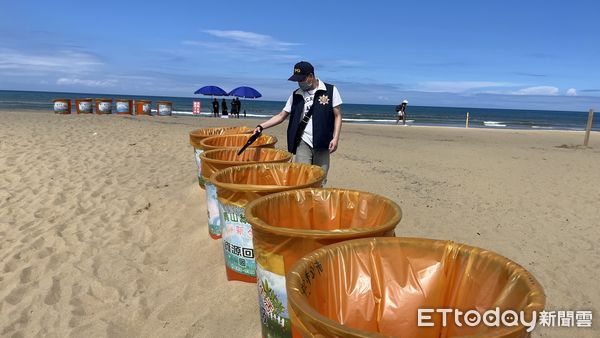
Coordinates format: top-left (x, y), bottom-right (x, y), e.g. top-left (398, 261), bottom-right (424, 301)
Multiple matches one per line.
top-left (210, 163), bottom-right (325, 283)
top-left (246, 188), bottom-right (402, 338)
top-left (189, 127), bottom-right (253, 188)
top-left (157, 101), bottom-right (172, 116)
top-left (201, 148), bottom-right (292, 239)
top-left (287, 237), bottom-right (546, 338)
top-left (75, 98), bottom-right (93, 114)
top-left (135, 100), bottom-right (152, 115)
top-left (116, 99), bottom-right (133, 115)
top-left (95, 98), bottom-right (112, 114)
top-left (199, 133), bottom-right (277, 152)
top-left (53, 99), bottom-right (71, 114)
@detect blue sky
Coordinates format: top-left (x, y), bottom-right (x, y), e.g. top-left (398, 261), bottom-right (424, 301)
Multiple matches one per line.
top-left (1, 0), bottom-right (599, 110)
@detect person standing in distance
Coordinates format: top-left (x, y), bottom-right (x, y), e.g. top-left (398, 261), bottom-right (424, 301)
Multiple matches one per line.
top-left (221, 98), bottom-right (228, 116)
top-left (253, 61), bottom-right (342, 181)
top-left (212, 98), bottom-right (219, 117)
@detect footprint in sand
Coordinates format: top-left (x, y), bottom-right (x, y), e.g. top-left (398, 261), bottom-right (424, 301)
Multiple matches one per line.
top-left (4, 286), bottom-right (27, 305)
top-left (44, 277), bottom-right (61, 305)
top-left (46, 252), bottom-right (69, 272)
top-left (53, 193), bottom-right (67, 206)
top-left (30, 236), bottom-right (45, 250)
top-left (3, 259), bottom-right (18, 273)
top-left (37, 247), bottom-right (54, 259)
top-left (19, 266), bottom-right (33, 284)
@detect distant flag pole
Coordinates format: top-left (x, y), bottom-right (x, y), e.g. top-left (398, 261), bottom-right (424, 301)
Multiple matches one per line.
top-left (583, 108), bottom-right (594, 146)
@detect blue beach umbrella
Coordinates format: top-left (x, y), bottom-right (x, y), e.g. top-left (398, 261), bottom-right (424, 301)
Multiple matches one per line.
top-left (194, 85), bottom-right (228, 116)
top-left (228, 86), bottom-right (262, 118)
top-left (228, 86), bottom-right (262, 98)
top-left (194, 85), bottom-right (228, 96)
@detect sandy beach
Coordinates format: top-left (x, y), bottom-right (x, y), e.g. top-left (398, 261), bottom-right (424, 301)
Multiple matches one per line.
top-left (0, 109), bottom-right (598, 337)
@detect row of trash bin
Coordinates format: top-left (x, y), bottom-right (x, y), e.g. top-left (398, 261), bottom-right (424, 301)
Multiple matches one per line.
top-left (53, 98), bottom-right (173, 115)
top-left (188, 126), bottom-right (546, 337)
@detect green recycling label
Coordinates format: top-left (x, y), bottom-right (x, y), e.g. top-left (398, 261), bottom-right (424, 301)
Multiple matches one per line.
top-left (220, 203), bottom-right (256, 276)
top-left (205, 182), bottom-right (221, 237)
top-left (257, 262), bottom-right (292, 337)
top-left (193, 148), bottom-right (204, 185)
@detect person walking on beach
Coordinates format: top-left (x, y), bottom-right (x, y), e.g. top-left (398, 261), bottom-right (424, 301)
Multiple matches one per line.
top-left (212, 98), bottom-right (219, 117)
top-left (396, 99), bottom-right (408, 125)
top-left (253, 61), bottom-right (342, 182)
top-left (221, 98), bottom-right (228, 116)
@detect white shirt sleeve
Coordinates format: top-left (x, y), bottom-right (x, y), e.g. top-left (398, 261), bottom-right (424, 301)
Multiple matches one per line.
top-left (332, 86), bottom-right (342, 107)
top-left (283, 93), bottom-right (294, 113)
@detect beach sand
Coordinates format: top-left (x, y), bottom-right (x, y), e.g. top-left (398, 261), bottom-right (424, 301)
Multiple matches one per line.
top-left (0, 109), bottom-right (598, 337)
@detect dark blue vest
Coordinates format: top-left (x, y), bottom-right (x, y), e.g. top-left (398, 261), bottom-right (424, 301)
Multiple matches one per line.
top-left (287, 83), bottom-right (335, 153)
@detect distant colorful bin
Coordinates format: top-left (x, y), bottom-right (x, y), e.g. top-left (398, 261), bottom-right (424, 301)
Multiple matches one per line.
top-left (135, 100), bottom-right (152, 115)
top-left (157, 101), bottom-right (172, 116)
top-left (75, 98), bottom-right (93, 114)
top-left (95, 98), bottom-right (113, 114)
top-left (116, 99), bottom-right (133, 115)
top-left (53, 99), bottom-right (71, 114)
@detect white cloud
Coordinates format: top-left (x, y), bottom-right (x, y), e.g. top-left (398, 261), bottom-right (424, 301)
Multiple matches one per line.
top-left (202, 30), bottom-right (301, 51)
top-left (416, 81), bottom-right (515, 93)
top-left (514, 86), bottom-right (559, 96)
top-left (56, 78), bottom-right (117, 87)
top-left (0, 48), bottom-right (102, 73)
top-left (182, 30), bottom-right (301, 64)
top-left (566, 88), bottom-right (577, 96)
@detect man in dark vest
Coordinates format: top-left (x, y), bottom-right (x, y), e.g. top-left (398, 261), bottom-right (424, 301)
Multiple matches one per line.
top-left (253, 61), bottom-right (343, 182)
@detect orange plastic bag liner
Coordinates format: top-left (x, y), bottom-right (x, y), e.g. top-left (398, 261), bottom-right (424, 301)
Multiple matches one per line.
top-left (287, 237), bottom-right (546, 338)
top-left (209, 163), bottom-right (326, 283)
top-left (200, 148), bottom-right (292, 239)
top-left (199, 133), bottom-right (278, 152)
top-left (189, 126), bottom-right (252, 188)
top-left (245, 188), bottom-right (402, 338)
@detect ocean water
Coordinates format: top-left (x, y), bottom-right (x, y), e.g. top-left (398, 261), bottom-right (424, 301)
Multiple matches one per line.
top-left (1, 90), bottom-right (598, 131)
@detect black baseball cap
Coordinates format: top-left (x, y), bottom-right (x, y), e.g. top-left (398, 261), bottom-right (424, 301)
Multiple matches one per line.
top-left (288, 61), bottom-right (314, 81)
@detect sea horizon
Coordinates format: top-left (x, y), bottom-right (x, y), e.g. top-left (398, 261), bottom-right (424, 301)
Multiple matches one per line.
top-left (1, 89), bottom-right (598, 132)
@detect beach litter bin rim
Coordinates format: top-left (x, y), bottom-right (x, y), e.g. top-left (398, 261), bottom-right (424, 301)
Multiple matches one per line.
top-left (286, 236), bottom-right (546, 338)
top-left (209, 162), bottom-right (326, 193)
top-left (189, 126), bottom-right (253, 149)
top-left (200, 148), bottom-right (293, 167)
top-left (199, 133), bottom-right (278, 152)
top-left (245, 188), bottom-right (402, 239)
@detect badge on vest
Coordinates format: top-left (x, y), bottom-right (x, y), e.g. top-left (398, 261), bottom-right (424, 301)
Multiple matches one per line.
top-left (318, 95), bottom-right (330, 105)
